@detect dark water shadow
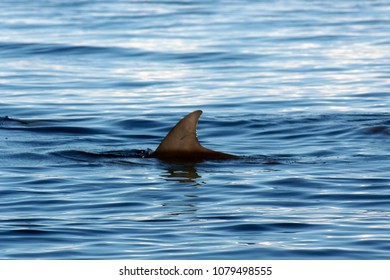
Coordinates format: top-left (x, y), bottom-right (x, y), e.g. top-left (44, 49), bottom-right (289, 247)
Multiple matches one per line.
top-left (160, 163), bottom-right (202, 184)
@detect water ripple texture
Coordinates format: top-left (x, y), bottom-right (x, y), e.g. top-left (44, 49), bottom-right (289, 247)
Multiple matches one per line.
top-left (1, 0), bottom-right (390, 259)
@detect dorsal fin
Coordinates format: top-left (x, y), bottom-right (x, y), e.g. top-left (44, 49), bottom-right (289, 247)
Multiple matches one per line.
top-left (154, 110), bottom-right (205, 154)
top-left (152, 110), bottom-right (236, 161)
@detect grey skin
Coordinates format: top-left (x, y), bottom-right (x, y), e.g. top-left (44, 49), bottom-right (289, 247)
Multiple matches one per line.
top-left (151, 110), bottom-right (237, 161)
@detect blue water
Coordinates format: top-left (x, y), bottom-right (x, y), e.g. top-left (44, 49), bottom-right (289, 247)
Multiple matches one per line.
top-left (1, 0), bottom-right (390, 259)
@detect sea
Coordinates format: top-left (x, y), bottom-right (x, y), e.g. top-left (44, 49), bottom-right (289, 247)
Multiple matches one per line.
top-left (0, 0), bottom-right (389, 260)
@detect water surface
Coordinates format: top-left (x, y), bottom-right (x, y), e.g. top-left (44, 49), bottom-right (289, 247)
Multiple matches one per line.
top-left (1, 0), bottom-right (389, 259)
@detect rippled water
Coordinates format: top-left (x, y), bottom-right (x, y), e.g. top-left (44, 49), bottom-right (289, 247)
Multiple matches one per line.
top-left (1, 0), bottom-right (389, 259)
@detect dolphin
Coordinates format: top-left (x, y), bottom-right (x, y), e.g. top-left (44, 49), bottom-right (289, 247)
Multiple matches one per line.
top-left (151, 110), bottom-right (237, 161)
